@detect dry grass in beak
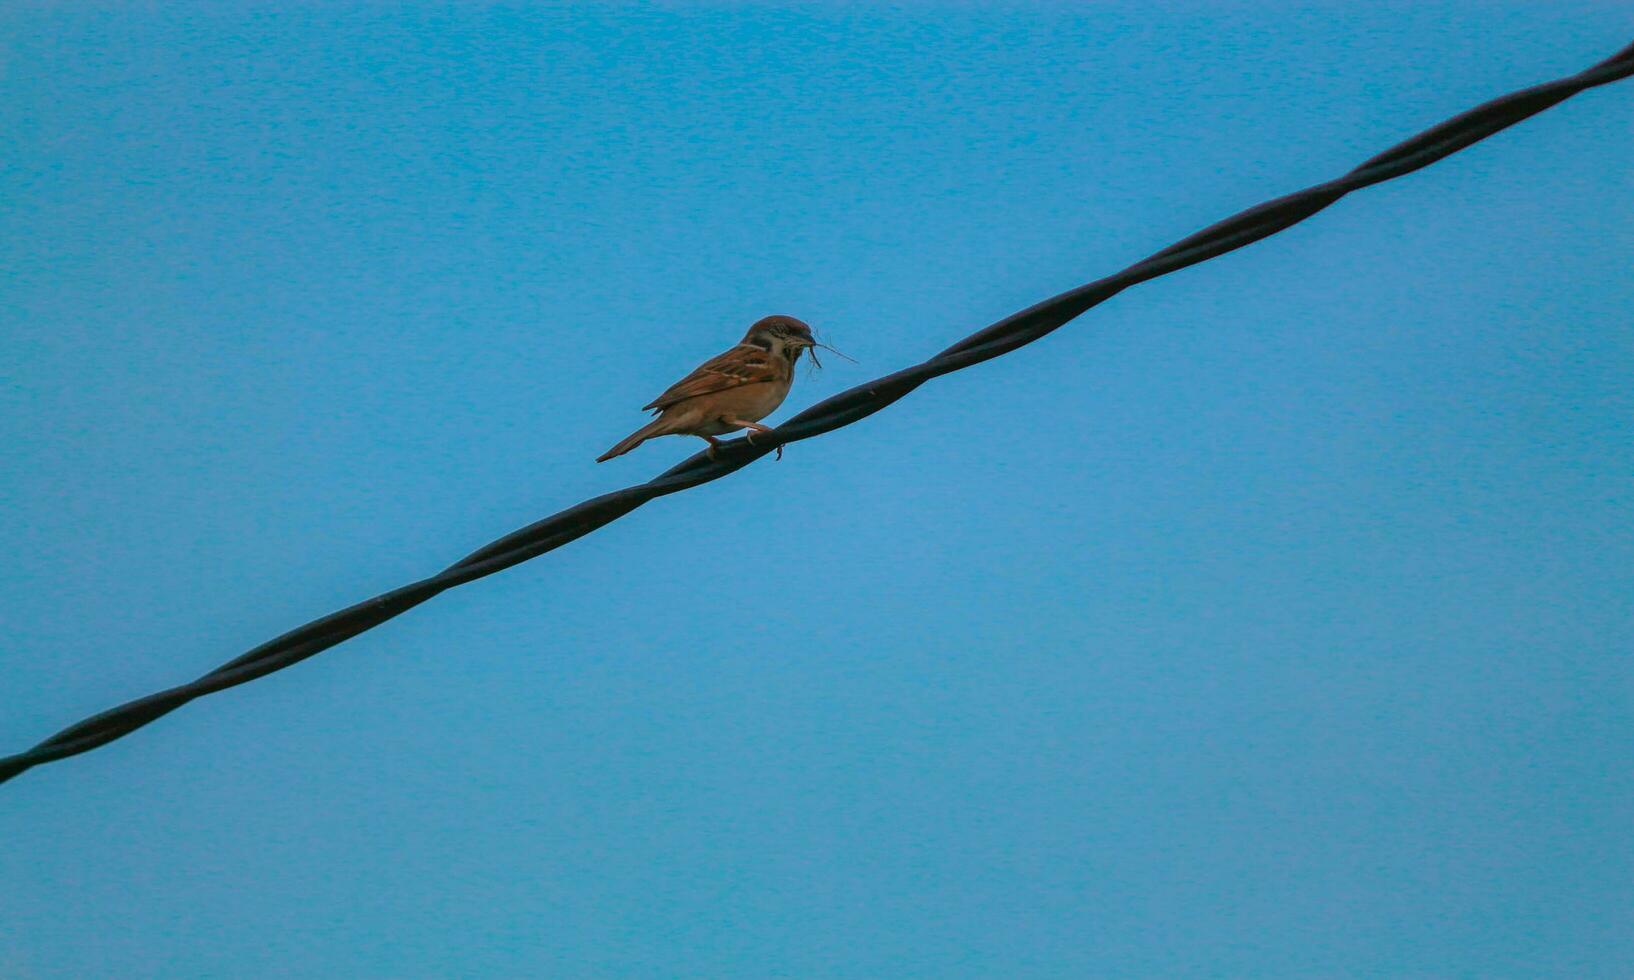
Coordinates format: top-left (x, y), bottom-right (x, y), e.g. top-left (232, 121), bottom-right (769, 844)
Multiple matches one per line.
top-left (805, 335), bottom-right (855, 374)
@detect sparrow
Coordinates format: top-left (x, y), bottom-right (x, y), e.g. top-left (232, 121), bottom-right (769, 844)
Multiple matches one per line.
top-left (597, 315), bottom-right (820, 462)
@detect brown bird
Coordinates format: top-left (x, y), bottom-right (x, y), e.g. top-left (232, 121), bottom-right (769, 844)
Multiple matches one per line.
top-left (597, 315), bottom-right (821, 462)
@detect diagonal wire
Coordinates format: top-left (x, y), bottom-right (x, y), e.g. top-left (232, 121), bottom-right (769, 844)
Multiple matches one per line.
top-left (4, 39), bottom-right (1631, 787)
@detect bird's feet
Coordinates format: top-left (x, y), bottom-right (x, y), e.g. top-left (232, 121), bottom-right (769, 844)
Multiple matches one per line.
top-left (743, 429), bottom-right (784, 461)
top-left (734, 420), bottom-right (782, 461)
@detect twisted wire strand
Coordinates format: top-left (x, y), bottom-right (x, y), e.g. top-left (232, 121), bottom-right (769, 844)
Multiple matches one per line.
top-left (5, 39), bottom-right (1631, 786)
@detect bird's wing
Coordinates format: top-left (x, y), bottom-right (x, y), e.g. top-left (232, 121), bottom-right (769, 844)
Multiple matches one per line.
top-left (642, 345), bottom-right (786, 412)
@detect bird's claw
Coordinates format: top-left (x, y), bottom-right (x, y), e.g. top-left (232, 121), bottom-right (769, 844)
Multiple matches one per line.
top-left (744, 430), bottom-right (783, 461)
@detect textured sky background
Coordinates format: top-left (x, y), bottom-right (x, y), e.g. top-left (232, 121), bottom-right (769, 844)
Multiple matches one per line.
top-left (3, 3), bottom-right (1631, 977)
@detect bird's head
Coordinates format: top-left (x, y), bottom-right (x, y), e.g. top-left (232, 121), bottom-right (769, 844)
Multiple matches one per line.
top-left (743, 315), bottom-right (851, 369)
top-left (744, 315), bottom-right (816, 358)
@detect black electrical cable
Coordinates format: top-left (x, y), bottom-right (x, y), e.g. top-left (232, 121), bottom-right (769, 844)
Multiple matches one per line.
top-left (4, 38), bottom-right (1631, 786)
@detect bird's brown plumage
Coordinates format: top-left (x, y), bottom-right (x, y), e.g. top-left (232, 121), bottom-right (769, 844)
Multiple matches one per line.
top-left (596, 314), bottom-right (815, 463)
top-left (641, 345), bottom-right (792, 413)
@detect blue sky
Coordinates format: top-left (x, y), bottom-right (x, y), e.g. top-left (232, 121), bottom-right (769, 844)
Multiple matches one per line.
top-left (2, 3), bottom-right (1631, 976)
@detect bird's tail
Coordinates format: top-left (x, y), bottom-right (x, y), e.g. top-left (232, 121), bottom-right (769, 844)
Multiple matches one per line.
top-left (596, 416), bottom-right (672, 462)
